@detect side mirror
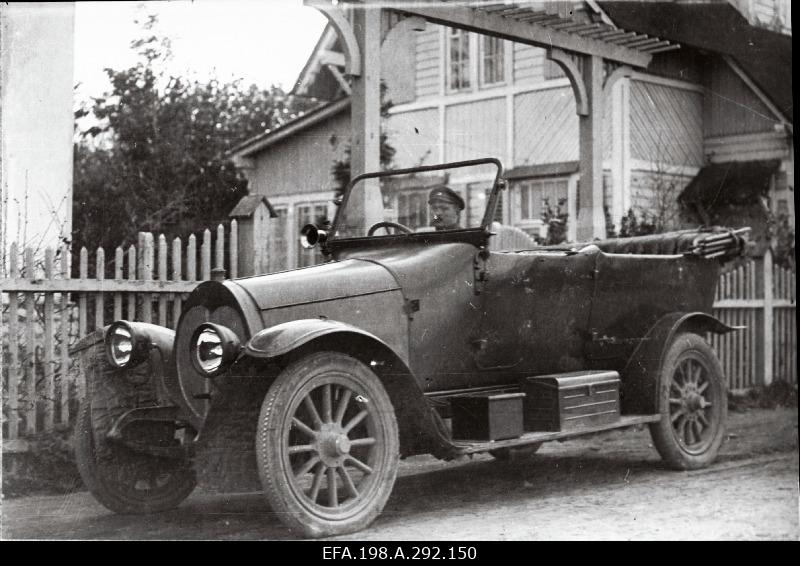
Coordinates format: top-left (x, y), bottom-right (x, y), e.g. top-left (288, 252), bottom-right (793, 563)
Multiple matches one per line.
top-left (300, 223), bottom-right (328, 249)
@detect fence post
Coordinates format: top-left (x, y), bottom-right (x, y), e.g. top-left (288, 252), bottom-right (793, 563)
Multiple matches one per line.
top-left (229, 195), bottom-right (274, 277)
top-left (763, 249), bottom-right (774, 386)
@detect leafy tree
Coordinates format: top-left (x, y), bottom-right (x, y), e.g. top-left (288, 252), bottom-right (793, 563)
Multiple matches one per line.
top-left (72, 15), bottom-right (315, 258)
top-left (330, 82), bottom-right (396, 199)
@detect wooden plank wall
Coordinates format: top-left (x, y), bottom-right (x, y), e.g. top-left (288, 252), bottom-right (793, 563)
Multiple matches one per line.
top-left (630, 80), bottom-right (704, 166)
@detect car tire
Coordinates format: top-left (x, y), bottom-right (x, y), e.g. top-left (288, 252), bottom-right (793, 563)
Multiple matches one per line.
top-left (648, 332), bottom-right (727, 470)
top-left (256, 351), bottom-right (400, 538)
top-left (489, 443), bottom-right (542, 461)
top-left (74, 400), bottom-right (197, 514)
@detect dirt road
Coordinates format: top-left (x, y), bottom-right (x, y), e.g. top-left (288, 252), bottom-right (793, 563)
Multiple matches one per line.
top-left (2, 407), bottom-right (797, 540)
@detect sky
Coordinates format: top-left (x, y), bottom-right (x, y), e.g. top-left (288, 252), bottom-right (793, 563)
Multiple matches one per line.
top-left (73, 0), bottom-right (327, 105)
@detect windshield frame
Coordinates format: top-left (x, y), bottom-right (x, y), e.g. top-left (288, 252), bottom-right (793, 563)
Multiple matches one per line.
top-left (329, 157), bottom-right (504, 243)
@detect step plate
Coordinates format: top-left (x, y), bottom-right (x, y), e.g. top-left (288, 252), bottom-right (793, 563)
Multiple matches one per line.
top-left (452, 414), bottom-right (662, 455)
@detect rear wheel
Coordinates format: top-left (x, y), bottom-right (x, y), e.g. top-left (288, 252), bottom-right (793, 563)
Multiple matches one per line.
top-left (256, 352), bottom-right (399, 538)
top-left (649, 332), bottom-right (727, 470)
top-left (74, 400), bottom-right (196, 514)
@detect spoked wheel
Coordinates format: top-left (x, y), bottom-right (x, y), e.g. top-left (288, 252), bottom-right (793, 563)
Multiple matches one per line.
top-left (649, 332), bottom-right (727, 470)
top-left (74, 400), bottom-right (196, 514)
top-left (256, 352), bottom-right (399, 538)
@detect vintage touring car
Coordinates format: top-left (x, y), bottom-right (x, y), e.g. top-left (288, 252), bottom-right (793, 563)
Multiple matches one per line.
top-left (74, 158), bottom-right (747, 537)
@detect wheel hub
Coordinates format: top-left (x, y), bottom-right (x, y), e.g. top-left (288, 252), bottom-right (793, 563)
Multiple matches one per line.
top-left (685, 392), bottom-right (705, 413)
top-left (317, 423), bottom-right (350, 467)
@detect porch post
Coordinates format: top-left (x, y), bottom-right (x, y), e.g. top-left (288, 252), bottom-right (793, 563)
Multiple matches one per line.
top-left (577, 54), bottom-right (606, 241)
top-left (348, 3), bottom-right (384, 230)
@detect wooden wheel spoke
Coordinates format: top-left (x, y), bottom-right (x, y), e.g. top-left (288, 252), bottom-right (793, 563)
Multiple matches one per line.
top-left (291, 417), bottom-right (317, 439)
top-left (685, 420), bottom-right (696, 445)
top-left (338, 466), bottom-right (359, 498)
top-left (303, 396), bottom-right (324, 429)
top-left (322, 384), bottom-right (333, 424)
top-left (676, 362), bottom-right (687, 385)
top-left (334, 389), bottom-right (352, 425)
top-left (670, 382), bottom-right (683, 396)
top-left (343, 409), bottom-right (369, 434)
top-left (671, 408), bottom-right (685, 423)
top-left (327, 467), bottom-right (338, 507)
top-left (295, 455), bottom-right (321, 480)
top-left (697, 412), bottom-right (709, 427)
top-left (697, 381), bottom-right (709, 394)
top-left (288, 444), bottom-right (316, 455)
top-left (668, 397), bottom-right (683, 406)
top-left (308, 464), bottom-right (325, 503)
top-left (676, 415), bottom-right (688, 441)
top-left (693, 363), bottom-right (703, 383)
top-left (346, 455), bottom-right (374, 475)
top-left (692, 420), bottom-right (703, 442)
top-left (349, 437), bottom-right (376, 448)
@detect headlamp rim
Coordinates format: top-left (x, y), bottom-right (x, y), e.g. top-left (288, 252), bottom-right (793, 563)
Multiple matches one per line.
top-left (190, 322), bottom-right (241, 378)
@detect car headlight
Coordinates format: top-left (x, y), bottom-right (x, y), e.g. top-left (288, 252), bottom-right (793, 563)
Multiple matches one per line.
top-left (190, 323), bottom-right (242, 378)
top-left (105, 321), bottom-right (150, 369)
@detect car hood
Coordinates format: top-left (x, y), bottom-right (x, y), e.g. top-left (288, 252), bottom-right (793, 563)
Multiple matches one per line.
top-left (230, 258), bottom-right (401, 311)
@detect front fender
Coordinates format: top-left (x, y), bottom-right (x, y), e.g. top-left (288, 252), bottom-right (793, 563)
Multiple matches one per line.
top-left (621, 312), bottom-right (739, 414)
top-left (244, 318), bottom-right (409, 367)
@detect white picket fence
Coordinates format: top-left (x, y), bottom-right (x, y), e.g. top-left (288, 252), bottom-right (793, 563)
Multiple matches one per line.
top-left (1, 234), bottom-right (796, 450)
top-left (1, 222), bottom-right (238, 450)
top-left (710, 249), bottom-right (796, 391)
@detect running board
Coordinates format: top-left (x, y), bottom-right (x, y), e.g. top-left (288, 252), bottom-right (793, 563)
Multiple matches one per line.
top-left (452, 414), bottom-right (662, 456)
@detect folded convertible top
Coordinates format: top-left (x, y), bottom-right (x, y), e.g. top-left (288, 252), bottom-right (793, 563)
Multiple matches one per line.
top-left (588, 227), bottom-right (750, 259)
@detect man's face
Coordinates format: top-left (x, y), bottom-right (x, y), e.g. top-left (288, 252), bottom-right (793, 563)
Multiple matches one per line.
top-left (430, 201), bottom-right (461, 230)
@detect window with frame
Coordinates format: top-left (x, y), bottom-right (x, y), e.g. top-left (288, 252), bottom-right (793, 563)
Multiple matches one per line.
top-left (480, 36), bottom-right (505, 86)
top-left (447, 28), bottom-right (471, 91)
top-left (513, 177), bottom-right (569, 237)
top-left (296, 202), bottom-right (330, 267)
top-left (397, 190), bottom-right (430, 230)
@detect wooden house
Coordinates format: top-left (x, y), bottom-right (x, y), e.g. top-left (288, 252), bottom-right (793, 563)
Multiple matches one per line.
top-left (230, 1), bottom-right (792, 272)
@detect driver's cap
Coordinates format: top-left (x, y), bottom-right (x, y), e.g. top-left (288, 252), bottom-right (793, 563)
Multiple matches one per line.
top-left (428, 186), bottom-right (465, 210)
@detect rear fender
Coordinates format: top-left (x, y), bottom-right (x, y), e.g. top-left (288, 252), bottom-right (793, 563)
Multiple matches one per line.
top-left (244, 319), bottom-right (455, 459)
top-left (621, 312), bottom-right (739, 414)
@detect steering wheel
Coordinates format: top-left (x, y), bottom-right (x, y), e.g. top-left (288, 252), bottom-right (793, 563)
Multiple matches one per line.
top-left (367, 221), bottom-right (414, 236)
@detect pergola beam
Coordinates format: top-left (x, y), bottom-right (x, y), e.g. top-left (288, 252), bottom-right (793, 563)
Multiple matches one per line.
top-left (396, 3), bottom-right (652, 67)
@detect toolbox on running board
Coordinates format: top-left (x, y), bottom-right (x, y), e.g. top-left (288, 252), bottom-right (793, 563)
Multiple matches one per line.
top-left (522, 371), bottom-right (621, 432)
top-left (450, 392), bottom-right (525, 441)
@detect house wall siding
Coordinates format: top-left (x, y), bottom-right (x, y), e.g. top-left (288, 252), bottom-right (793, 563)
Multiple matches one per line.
top-left (513, 43), bottom-right (545, 83)
top-left (415, 27), bottom-right (440, 99)
top-left (246, 111), bottom-right (350, 198)
top-left (630, 79), bottom-right (704, 166)
top-left (514, 87), bottom-right (578, 166)
top-left (387, 108), bottom-right (440, 169)
top-left (704, 58), bottom-right (781, 137)
top-left (445, 98), bottom-right (506, 162)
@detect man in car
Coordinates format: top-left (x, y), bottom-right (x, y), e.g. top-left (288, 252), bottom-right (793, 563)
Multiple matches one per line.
top-left (428, 186), bottom-right (465, 231)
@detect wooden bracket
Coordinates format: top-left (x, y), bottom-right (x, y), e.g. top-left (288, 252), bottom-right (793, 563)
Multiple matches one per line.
top-left (547, 48), bottom-right (589, 116)
top-left (304, 0), bottom-right (362, 77)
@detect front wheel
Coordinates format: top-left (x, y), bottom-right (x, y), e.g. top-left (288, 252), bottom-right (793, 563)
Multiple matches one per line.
top-left (649, 332), bottom-right (727, 470)
top-left (256, 352), bottom-right (400, 538)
